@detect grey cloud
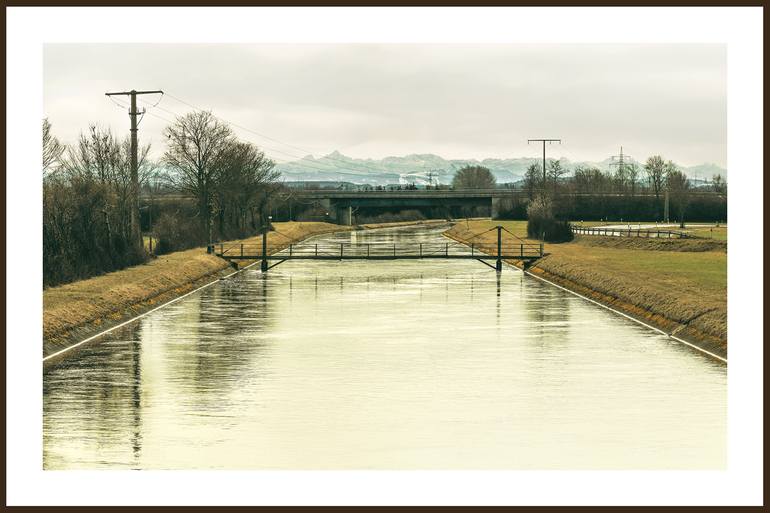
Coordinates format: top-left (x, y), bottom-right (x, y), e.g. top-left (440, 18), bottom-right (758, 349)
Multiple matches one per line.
top-left (44, 43), bottom-right (726, 167)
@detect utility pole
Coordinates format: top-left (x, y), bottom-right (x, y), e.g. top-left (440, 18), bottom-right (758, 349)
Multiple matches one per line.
top-left (609, 146), bottom-right (632, 188)
top-left (528, 138), bottom-right (561, 193)
top-left (105, 89), bottom-right (163, 248)
top-left (427, 170), bottom-right (436, 188)
top-left (609, 146), bottom-right (630, 171)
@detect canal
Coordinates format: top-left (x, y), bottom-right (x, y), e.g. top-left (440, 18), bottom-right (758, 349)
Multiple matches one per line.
top-left (43, 224), bottom-right (726, 469)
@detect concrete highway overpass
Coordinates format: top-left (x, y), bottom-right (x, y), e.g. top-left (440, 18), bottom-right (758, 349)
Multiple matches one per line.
top-left (293, 189), bottom-right (517, 223)
top-left (291, 189), bottom-right (725, 224)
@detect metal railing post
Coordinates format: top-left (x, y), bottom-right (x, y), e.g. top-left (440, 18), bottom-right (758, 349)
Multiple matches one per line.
top-left (315, 244), bottom-right (318, 256)
top-left (367, 244), bottom-right (370, 258)
top-left (471, 243), bottom-right (474, 256)
top-left (289, 244), bottom-right (293, 257)
top-left (340, 243), bottom-right (344, 259)
top-left (419, 243), bottom-right (422, 258)
top-left (240, 243), bottom-right (243, 257)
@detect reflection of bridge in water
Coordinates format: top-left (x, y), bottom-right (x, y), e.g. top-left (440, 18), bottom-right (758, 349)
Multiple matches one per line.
top-left (212, 226), bottom-right (543, 272)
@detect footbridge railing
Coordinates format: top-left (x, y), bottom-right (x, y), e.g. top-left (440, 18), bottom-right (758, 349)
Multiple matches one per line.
top-left (211, 225), bottom-right (543, 272)
top-left (214, 241), bottom-right (543, 260)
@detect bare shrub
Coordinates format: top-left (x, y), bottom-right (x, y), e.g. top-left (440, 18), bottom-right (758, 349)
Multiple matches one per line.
top-left (526, 195), bottom-right (573, 243)
top-left (154, 212), bottom-right (205, 255)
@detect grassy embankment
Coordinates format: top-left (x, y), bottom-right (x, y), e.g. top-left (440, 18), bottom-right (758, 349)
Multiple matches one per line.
top-left (43, 221), bottom-right (352, 358)
top-left (445, 220), bottom-right (727, 357)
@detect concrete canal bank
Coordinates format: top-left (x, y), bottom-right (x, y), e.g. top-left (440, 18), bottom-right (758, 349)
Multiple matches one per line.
top-left (444, 220), bottom-right (727, 360)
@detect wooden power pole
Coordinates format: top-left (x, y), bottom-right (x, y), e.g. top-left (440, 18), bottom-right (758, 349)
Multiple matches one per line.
top-left (528, 138), bottom-right (561, 192)
top-left (105, 89), bottom-right (163, 248)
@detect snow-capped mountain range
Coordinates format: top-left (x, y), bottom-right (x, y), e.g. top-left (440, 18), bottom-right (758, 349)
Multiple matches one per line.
top-left (276, 151), bottom-right (727, 186)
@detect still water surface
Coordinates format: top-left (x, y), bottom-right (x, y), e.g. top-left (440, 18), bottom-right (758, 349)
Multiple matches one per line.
top-left (43, 225), bottom-right (726, 469)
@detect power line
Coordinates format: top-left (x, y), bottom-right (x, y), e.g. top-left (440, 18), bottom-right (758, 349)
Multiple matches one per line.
top-left (136, 98), bottom-right (335, 170)
top-left (141, 108), bottom-right (176, 126)
top-left (140, 96), bottom-right (390, 179)
top-left (107, 95), bottom-right (129, 110)
top-left (163, 92), bottom-right (392, 176)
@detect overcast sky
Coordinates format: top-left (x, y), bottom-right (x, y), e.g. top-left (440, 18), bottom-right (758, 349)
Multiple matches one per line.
top-left (44, 44), bottom-right (726, 167)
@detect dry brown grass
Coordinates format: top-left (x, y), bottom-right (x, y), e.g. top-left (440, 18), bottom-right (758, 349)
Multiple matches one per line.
top-left (445, 220), bottom-right (727, 354)
top-left (575, 235), bottom-right (726, 253)
top-left (683, 225), bottom-right (728, 241)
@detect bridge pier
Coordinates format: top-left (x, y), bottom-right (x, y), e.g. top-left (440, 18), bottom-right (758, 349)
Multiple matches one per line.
top-left (336, 205), bottom-right (353, 226)
top-left (318, 200), bottom-right (353, 225)
top-left (491, 197), bottom-right (502, 220)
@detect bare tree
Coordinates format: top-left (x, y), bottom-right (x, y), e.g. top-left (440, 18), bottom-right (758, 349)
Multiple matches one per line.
top-left (626, 162), bottom-right (640, 196)
top-left (666, 167), bottom-right (691, 228)
top-left (452, 165), bottom-right (496, 189)
top-left (59, 125), bottom-right (154, 243)
top-left (42, 118), bottom-right (65, 175)
top-left (612, 163), bottom-right (628, 193)
top-left (213, 141), bottom-right (280, 235)
top-left (163, 111), bottom-right (234, 244)
top-left (61, 125), bottom-right (122, 183)
top-left (547, 159), bottom-right (567, 193)
top-left (644, 155), bottom-right (666, 200)
top-left (44, 124), bottom-right (152, 285)
top-left (524, 163), bottom-right (540, 200)
top-left (712, 174), bottom-right (726, 193)
top-left (573, 165), bottom-right (609, 194)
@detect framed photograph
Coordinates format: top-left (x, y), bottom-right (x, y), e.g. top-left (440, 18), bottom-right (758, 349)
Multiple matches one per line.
top-left (5, 5), bottom-right (763, 507)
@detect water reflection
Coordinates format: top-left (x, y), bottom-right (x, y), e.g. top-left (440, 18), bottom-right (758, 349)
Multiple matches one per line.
top-left (43, 224), bottom-right (726, 470)
top-left (130, 335), bottom-right (141, 464)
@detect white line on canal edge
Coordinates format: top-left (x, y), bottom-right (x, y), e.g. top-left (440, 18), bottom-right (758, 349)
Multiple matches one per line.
top-left (518, 265), bottom-right (727, 364)
top-left (42, 260), bottom-right (260, 365)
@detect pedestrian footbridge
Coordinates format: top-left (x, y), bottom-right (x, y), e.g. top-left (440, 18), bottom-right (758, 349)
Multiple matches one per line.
top-left (210, 226), bottom-right (543, 272)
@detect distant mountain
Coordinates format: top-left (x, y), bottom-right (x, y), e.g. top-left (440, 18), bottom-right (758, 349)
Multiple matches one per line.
top-left (682, 163), bottom-right (728, 181)
top-left (275, 152), bottom-right (727, 186)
